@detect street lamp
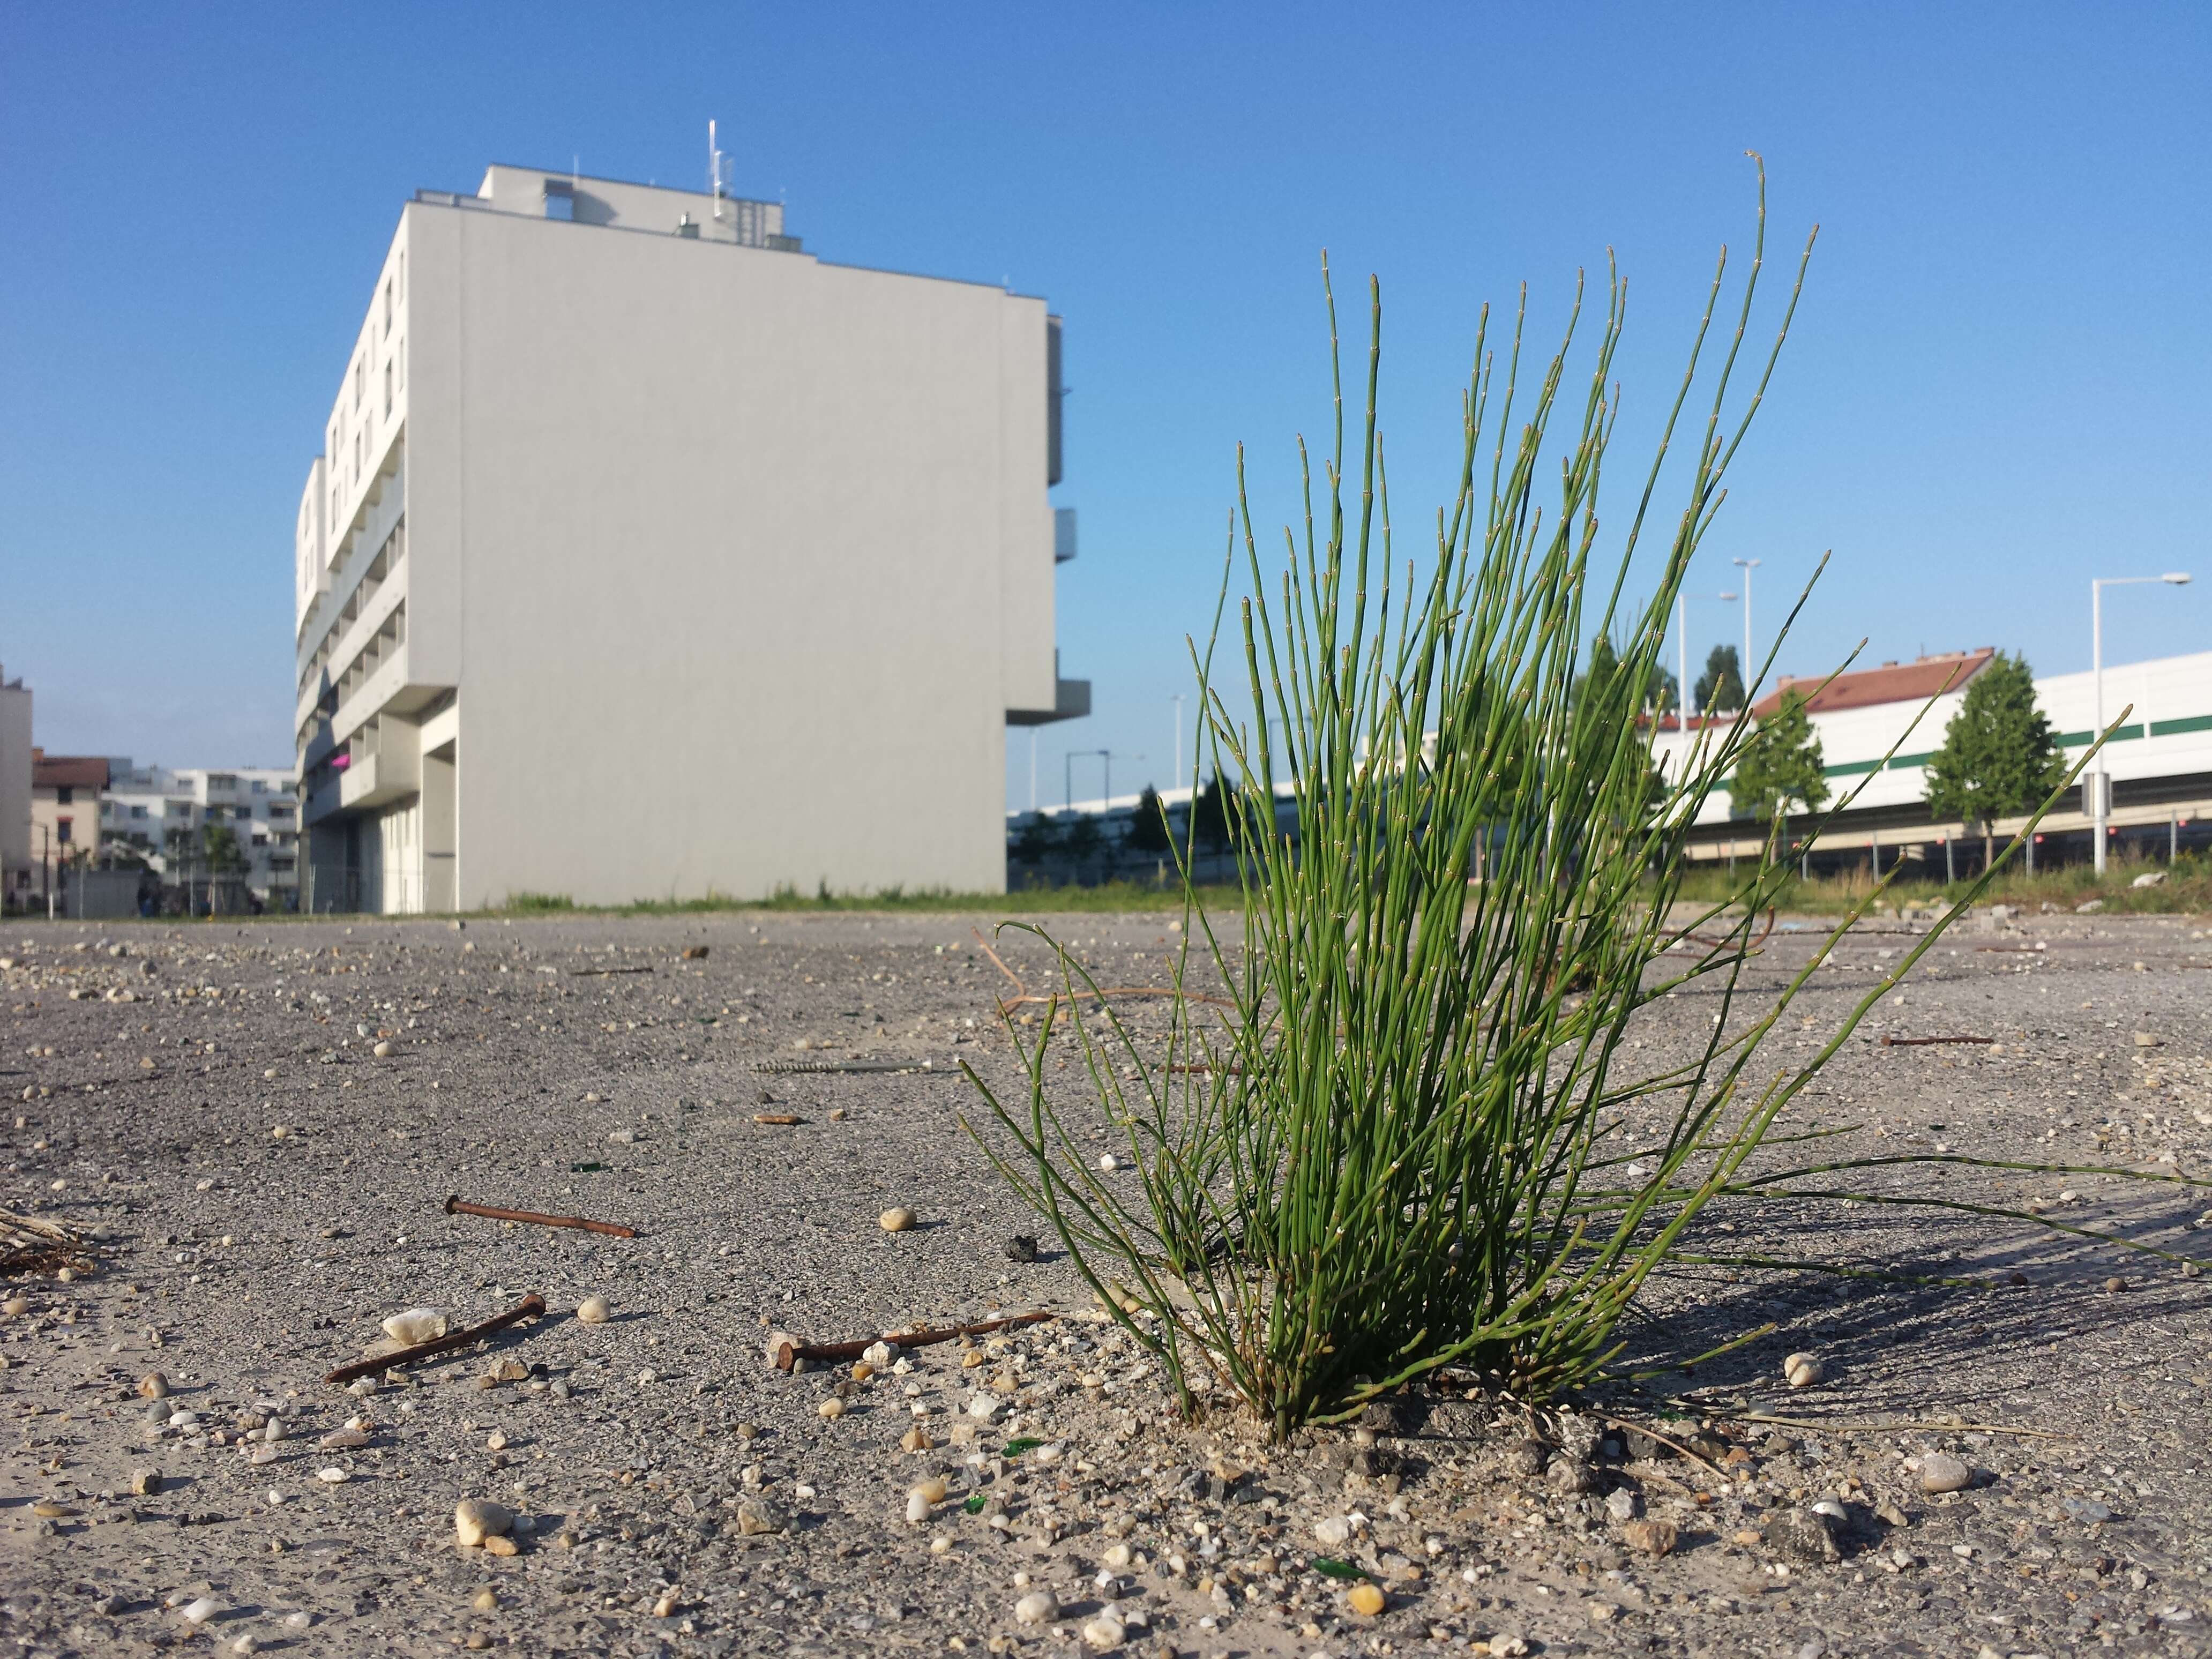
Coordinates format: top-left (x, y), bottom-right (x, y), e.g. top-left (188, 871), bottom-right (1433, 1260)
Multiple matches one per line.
top-left (1731, 558), bottom-right (1762, 678)
top-left (2092, 572), bottom-right (2192, 873)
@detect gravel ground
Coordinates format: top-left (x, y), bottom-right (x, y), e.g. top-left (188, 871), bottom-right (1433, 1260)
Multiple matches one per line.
top-left (4, 904), bottom-right (2212, 1659)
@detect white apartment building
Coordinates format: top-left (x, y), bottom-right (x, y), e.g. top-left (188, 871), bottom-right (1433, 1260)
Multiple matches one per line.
top-left (0, 666), bottom-right (29, 908)
top-left (99, 764), bottom-right (300, 903)
top-left (1648, 648), bottom-right (2212, 864)
top-left (295, 161), bottom-right (1082, 913)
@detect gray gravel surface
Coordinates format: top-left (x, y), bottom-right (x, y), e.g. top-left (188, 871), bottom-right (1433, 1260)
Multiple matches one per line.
top-left (3, 906), bottom-right (2212, 1658)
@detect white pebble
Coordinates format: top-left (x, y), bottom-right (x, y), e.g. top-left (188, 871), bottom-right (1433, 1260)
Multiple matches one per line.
top-left (1014, 1590), bottom-right (1059, 1625)
top-left (315, 1467), bottom-right (349, 1484)
top-left (1081, 1613), bottom-right (1125, 1650)
top-left (576, 1296), bottom-right (610, 1324)
top-left (181, 1598), bottom-right (222, 1626)
top-left (381, 1307), bottom-right (447, 1344)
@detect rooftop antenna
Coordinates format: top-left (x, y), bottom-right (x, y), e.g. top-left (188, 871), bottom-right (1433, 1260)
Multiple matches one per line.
top-left (708, 119), bottom-right (728, 222)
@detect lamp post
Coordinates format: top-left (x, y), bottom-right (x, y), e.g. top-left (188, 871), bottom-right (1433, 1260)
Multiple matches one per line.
top-left (2092, 572), bottom-right (2191, 873)
top-left (1732, 558), bottom-right (1762, 678)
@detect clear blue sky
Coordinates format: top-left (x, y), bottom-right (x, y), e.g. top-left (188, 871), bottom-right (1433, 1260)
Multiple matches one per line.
top-left (4, 5), bottom-right (2208, 809)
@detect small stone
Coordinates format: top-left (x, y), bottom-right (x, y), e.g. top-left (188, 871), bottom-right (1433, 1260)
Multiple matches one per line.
top-left (2105, 1276), bottom-right (2128, 1294)
top-left (1081, 1612), bottom-right (1125, 1649)
top-left (94, 1593), bottom-right (127, 1616)
top-left (1622, 1518), bottom-right (1678, 1558)
top-left (318, 1428), bottom-right (369, 1449)
top-left (1103, 1543), bottom-right (1132, 1568)
top-left (1004, 1235), bottom-right (1038, 1262)
top-left (482, 1534), bottom-right (519, 1557)
top-left (929, 1533), bottom-right (953, 1554)
top-left (901, 1426), bottom-right (935, 1453)
top-left (1605, 1487), bottom-right (1641, 1522)
top-left (827, 1107), bottom-right (847, 1122)
top-left (734, 1498), bottom-right (785, 1535)
top-left (880, 1207), bottom-right (916, 1232)
top-left (1505, 1438), bottom-right (1548, 1477)
top-left (576, 1296), bottom-right (610, 1324)
top-left (818, 1397), bottom-right (845, 1419)
top-left (1784, 1351), bottom-right (1825, 1388)
top-left (906, 1490), bottom-right (932, 1523)
top-left (2134, 1030), bottom-right (2163, 1047)
top-left (138, 1371), bottom-right (170, 1400)
top-left (455, 1499), bottom-right (516, 1548)
top-left (652, 1591), bottom-right (678, 1617)
top-left (372, 1041), bottom-right (393, 1057)
top-left (130, 1469), bottom-right (162, 1496)
top-left (485, 1430), bottom-right (507, 1452)
top-left (1919, 1452), bottom-right (1972, 1493)
top-left (316, 1466), bottom-right (349, 1484)
top-left (1763, 1506), bottom-right (1842, 1564)
top-left (1, 1295), bottom-right (27, 1317)
top-left (382, 1307), bottom-right (447, 1344)
top-left (1014, 1590), bottom-right (1059, 1625)
top-left (471, 1588), bottom-right (498, 1613)
top-left (862, 1340), bottom-right (895, 1366)
top-left (1346, 1582), bottom-right (1386, 1616)
top-left (231, 1635), bottom-right (259, 1655)
top-left (1314, 1514), bottom-right (1351, 1547)
top-left (1488, 1634), bottom-right (1529, 1657)
top-left (181, 1597), bottom-right (222, 1626)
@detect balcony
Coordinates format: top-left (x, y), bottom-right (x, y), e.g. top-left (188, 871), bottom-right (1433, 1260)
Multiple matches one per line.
top-left (1007, 677), bottom-right (1091, 727)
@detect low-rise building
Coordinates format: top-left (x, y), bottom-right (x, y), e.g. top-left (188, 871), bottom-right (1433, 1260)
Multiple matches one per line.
top-left (28, 752), bottom-right (110, 895)
top-left (0, 666), bottom-right (28, 908)
top-left (101, 764), bottom-right (300, 907)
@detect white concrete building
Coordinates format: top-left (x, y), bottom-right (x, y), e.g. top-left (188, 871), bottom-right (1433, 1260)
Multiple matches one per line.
top-left (100, 763), bottom-right (299, 904)
top-left (1649, 648), bottom-right (2212, 867)
top-left (0, 666), bottom-right (29, 908)
top-left (295, 161), bottom-right (1082, 913)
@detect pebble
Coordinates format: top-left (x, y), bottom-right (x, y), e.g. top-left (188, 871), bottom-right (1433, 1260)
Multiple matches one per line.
top-left (316, 1467), bottom-right (349, 1484)
top-left (576, 1296), bottom-right (610, 1324)
top-left (1314, 1514), bottom-right (1351, 1547)
top-left (880, 1207), bottom-right (916, 1232)
top-left (1604, 1487), bottom-right (1641, 1521)
top-left (1, 1296), bottom-right (27, 1317)
top-left (735, 1498), bottom-right (786, 1535)
top-left (1081, 1612), bottom-right (1125, 1649)
top-left (230, 1636), bottom-right (259, 1656)
top-left (372, 1041), bottom-right (393, 1058)
top-left (906, 1489), bottom-right (933, 1523)
top-left (1784, 1351), bottom-right (1825, 1388)
top-left (1346, 1582), bottom-right (1386, 1616)
top-left (1004, 1235), bottom-right (1039, 1262)
top-left (138, 1371), bottom-right (170, 1400)
top-left (131, 1469), bottom-right (161, 1496)
top-left (180, 1598), bottom-right (222, 1626)
top-left (1014, 1590), bottom-right (1059, 1625)
top-left (863, 1341), bottom-right (896, 1366)
top-left (482, 1535), bottom-right (519, 1557)
top-left (319, 1429), bottom-right (369, 1450)
top-left (818, 1397), bottom-right (846, 1419)
top-left (382, 1307), bottom-right (447, 1344)
top-left (1621, 1518), bottom-right (1678, 1558)
top-left (901, 1426), bottom-right (935, 1453)
top-left (470, 1589), bottom-right (498, 1613)
top-left (1920, 1452), bottom-right (1972, 1493)
top-left (455, 1499), bottom-right (516, 1548)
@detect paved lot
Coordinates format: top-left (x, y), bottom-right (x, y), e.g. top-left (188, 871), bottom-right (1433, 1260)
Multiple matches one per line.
top-left (3, 906), bottom-right (2211, 1658)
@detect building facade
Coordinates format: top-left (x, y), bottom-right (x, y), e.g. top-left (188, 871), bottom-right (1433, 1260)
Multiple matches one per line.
top-left (100, 763), bottom-right (300, 906)
top-left (0, 667), bottom-right (28, 909)
top-left (295, 162), bottom-right (1083, 913)
top-left (1649, 648), bottom-right (2212, 869)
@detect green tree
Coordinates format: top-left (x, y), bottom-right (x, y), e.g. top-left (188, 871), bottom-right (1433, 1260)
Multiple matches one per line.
top-left (1692, 644), bottom-right (1744, 714)
top-left (1010, 812), bottom-right (1060, 864)
top-left (1574, 633), bottom-right (1680, 715)
top-left (201, 822), bottom-right (247, 874)
top-left (1191, 770), bottom-right (1237, 854)
top-left (1125, 786), bottom-right (1172, 854)
top-left (1923, 651), bottom-right (2066, 872)
top-left (1730, 689), bottom-right (1828, 821)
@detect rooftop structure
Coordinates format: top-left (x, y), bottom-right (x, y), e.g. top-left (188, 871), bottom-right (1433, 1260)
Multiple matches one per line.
top-left (295, 158), bottom-right (1082, 912)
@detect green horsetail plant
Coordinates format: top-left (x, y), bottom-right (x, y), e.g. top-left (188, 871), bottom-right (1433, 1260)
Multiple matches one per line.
top-left (961, 169), bottom-right (2184, 1439)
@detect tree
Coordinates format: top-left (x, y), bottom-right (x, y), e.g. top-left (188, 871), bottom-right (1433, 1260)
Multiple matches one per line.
top-left (1010, 812), bottom-right (1061, 864)
top-left (1125, 786), bottom-right (1172, 854)
top-left (201, 822), bottom-right (248, 875)
top-left (1575, 633), bottom-right (1680, 715)
top-left (1923, 651), bottom-right (2066, 873)
top-left (1692, 644), bottom-right (1744, 714)
top-left (1061, 813), bottom-right (1104, 867)
top-left (1191, 771), bottom-right (1237, 854)
top-left (1730, 689), bottom-right (1828, 821)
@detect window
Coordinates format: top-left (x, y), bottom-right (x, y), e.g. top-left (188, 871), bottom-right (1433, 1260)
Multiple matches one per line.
top-left (383, 278), bottom-right (393, 337)
top-left (384, 361), bottom-right (392, 417)
top-left (55, 818), bottom-right (71, 845)
top-left (233, 805), bottom-right (251, 822)
top-left (131, 804), bottom-right (148, 819)
top-left (55, 786), bottom-right (73, 805)
top-left (544, 178), bottom-right (576, 221)
top-left (396, 342), bottom-right (405, 393)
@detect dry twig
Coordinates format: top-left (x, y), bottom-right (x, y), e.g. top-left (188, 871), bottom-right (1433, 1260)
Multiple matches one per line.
top-left (766, 1310), bottom-right (1054, 1371)
top-left (444, 1195), bottom-right (638, 1238)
